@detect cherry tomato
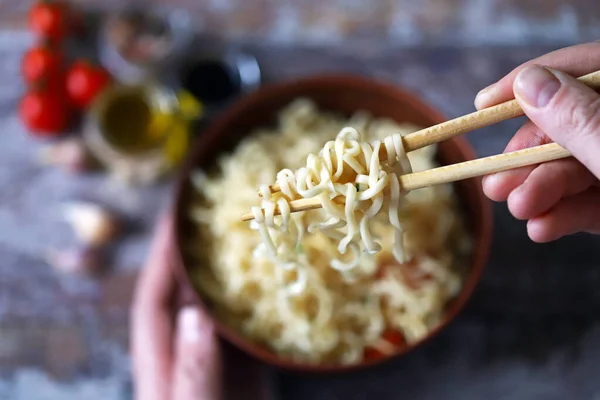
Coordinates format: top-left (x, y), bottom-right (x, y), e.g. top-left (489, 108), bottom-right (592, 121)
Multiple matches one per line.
top-left (66, 61), bottom-right (112, 109)
top-left (21, 44), bottom-right (63, 83)
top-left (19, 88), bottom-right (71, 136)
top-left (28, 1), bottom-right (67, 41)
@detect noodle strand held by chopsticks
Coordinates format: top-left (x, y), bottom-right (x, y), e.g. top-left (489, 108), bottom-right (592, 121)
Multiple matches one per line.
top-left (251, 126), bottom-right (414, 279)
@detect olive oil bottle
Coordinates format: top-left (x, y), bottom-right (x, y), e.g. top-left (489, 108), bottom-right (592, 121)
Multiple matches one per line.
top-left (84, 82), bottom-right (202, 184)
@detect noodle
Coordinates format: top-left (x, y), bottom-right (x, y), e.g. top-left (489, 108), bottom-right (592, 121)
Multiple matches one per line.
top-left (188, 99), bottom-right (471, 365)
top-left (252, 125), bottom-right (417, 285)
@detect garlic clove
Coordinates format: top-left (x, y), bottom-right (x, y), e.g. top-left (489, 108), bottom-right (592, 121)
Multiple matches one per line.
top-left (62, 202), bottom-right (120, 247)
top-left (38, 137), bottom-right (93, 174)
top-left (45, 246), bottom-right (103, 276)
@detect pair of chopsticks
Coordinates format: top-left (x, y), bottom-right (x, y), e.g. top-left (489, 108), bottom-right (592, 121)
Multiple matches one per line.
top-left (241, 70), bottom-right (600, 222)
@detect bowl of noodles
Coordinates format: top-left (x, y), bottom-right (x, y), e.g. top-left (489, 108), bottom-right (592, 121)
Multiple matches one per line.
top-left (172, 74), bottom-right (492, 372)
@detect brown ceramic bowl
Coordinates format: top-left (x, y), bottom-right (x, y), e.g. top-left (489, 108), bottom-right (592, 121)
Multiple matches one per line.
top-left (172, 74), bottom-right (493, 373)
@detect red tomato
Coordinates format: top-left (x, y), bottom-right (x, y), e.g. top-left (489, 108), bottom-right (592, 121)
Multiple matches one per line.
top-left (28, 1), bottom-right (67, 41)
top-left (66, 61), bottom-right (112, 109)
top-left (21, 44), bottom-right (63, 83)
top-left (19, 89), bottom-right (71, 136)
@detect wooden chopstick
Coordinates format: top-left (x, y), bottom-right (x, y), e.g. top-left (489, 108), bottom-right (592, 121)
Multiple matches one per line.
top-left (260, 69), bottom-right (600, 196)
top-left (241, 69), bottom-right (600, 222)
top-left (241, 142), bottom-right (571, 221)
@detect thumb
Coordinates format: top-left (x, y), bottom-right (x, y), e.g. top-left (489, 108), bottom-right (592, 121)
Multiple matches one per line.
top-left (171, 307), bottom-right (222, 400)
top-left (513, 65), bottom-right (600, 178)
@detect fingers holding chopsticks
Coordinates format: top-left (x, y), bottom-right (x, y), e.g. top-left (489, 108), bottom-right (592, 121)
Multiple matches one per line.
top-left (482, 120), bottom-right (552, 201)
top-left (513, 66), bottom-right (600, 178)
top-left (526, 187), bottom-right (600, 243)
top-left (475, 41), bottom-right (600, 242)
top-left (506, 159), bottom-right (597, 221)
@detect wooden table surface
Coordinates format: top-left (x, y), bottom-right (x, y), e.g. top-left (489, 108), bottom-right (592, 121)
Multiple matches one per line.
top-left (1, 29), bottom-right (600, 399)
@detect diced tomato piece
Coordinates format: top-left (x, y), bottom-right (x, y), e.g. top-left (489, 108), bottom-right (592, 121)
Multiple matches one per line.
top-left (374, 254), bottom-right (397, 279)
top-left (382, 329), bottom-right (406, 346)
top-left (363, 347), bottom-right (385, 361)
top-left (363, 329), bottom-right (406, 361)
top-left (375, 255), bottom-right (417, 280)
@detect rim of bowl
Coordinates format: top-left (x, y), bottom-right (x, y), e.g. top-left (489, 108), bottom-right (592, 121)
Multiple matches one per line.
top-left (171, 73), bottom-right (493, 374)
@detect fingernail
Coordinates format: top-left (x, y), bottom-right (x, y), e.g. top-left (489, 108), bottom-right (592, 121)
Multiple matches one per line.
top-left (474, 85), bottom-right (497, 110)
top-left (177, 307), bottom-right (202, 343)
top-left (514, 66), bottom-right (561, 108)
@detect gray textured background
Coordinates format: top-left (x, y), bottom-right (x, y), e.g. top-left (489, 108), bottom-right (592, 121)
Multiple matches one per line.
top-left (1, 1), bottom-right (600, 399)
top-left (0, 0), bottom-right (599, 47)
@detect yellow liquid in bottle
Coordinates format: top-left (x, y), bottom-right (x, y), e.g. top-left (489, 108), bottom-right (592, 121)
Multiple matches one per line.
top-left (101, 89), bottom-right (161, 154)
top-left (96, 85), bottom-right (198, 167)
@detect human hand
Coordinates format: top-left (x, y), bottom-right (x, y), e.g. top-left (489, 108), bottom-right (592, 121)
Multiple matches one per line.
top-left (131, 215), bottom-right (271, 400)
top-left (131, 215), bottom-right (222, 400)
top-left (475, 42), bottom-right (600, 242)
